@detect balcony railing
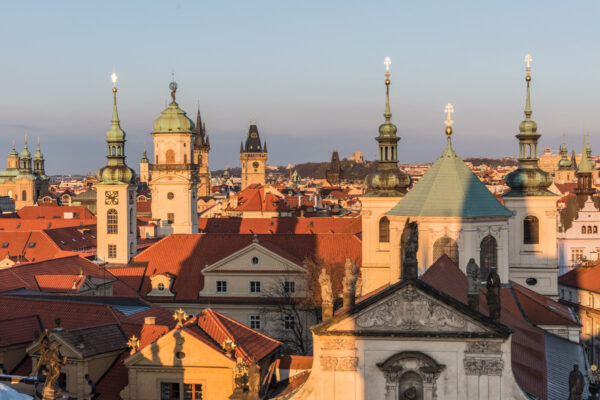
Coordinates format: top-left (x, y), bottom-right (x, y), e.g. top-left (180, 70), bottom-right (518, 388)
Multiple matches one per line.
top-left (150, 163), bottom-right (199, 172)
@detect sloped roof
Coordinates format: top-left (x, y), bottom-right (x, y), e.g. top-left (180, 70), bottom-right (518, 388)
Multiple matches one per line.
top-left (197, 216), bottom-right (361, 235)
top-left (559, 260), bottom-right (600, 291)
top-left (0, 314), bottom-right (42, 346)
top-left (57, 323), bottom-right (127, 357)
top-left (387, 140), bottom-right (512, 218)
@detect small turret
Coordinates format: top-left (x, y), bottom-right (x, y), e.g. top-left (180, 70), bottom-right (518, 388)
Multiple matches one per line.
top-left (19, 138), bottom-right (32, 173)
top-left (33, 138), bottom-right (45, 175)
top-left (7, 141), bottom-right (19, 169)
top-left (575, 137), bottom-right (596, 197)
top-left (557, 134), bottom-right (572, 170)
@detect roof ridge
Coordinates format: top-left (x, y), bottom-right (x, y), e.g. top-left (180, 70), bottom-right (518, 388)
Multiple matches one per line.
top-left (213, 310), bottom-right (283, 346)
top-left (204, 309), bottom-right (250, 360)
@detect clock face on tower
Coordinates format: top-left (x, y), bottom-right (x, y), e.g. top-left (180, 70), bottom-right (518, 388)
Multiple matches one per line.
top-left (252, 161), bottom-right (259, 169)
top-left (105, 191), bottom-right (119, 205)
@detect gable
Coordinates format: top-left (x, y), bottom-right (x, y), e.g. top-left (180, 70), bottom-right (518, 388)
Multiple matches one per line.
top-left (325, 283), bottom-right (499, 336)
top-left (203, 243), bottom-right (305, 274)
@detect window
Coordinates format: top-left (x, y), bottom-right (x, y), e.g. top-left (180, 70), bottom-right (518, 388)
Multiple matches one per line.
top-left (284, 315), bottom-right (295, 330)
top-left (1, 243), bottom-right (7, 248)
top-left (250, 315), bottom-right (261, 330)
top-left (161, 382), bottom-right (180, 400)
top-left (379, 217), bottom-right (390, 243)
top-left (588, 226), bottom-right (593, 234)
top-left (216, 281), bottom-right (227, 293)
top-left (28, 242), bottom-right (36, 248)
top-left (108, 244), bottom-right (117, 259)
top-left (284, 281), bottom-right (295, 293)
top-left (523, 216), bottom-right (539, 244)
top-left (250, 281), bottom-right (261, 293)
top-left (158, 283), bottom-right (165, 291)
top-left (107, 209), bottom-right (118, 234)
top-left (571, 248), bottom-right (585, 265)
top-left (130, 208), bottom-right (134, 234)
top-left (167, 213), bottom-right (175, 224)
top-left (480, 235), bottom-right (497, 281)
top-left (433, 236), bottom-right (459, 265)
top-left (560, 289), bottom-right (564, 299)
top-left (251, 256), bottom-right (259, 265)
top-left (166, 149), bottom-right (175, 164)
top-left (582, 226), bottom-right (587, 234)
top-left (21, 191), bottom-right (26, 201)
top-left (183, 384), bottom-right (203, 400)
top-left (167, 192), bottom-right (174, 200)
top-left (595, 226), bottom-right (599, 234)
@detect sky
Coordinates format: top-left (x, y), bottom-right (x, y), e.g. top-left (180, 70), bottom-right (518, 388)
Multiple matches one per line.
top-left (0, 1), bottom-right (599, 175)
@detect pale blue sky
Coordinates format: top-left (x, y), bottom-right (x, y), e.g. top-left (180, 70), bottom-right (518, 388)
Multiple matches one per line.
top-left (0, 1), bottom-right (598, 174)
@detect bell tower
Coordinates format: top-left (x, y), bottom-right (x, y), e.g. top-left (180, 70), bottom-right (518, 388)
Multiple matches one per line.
top-left (503, 54), bottom-right (558, 298)
top-left (96, 72), bottom-right (137, 264)
top-left (361, 57), bottom-right (411, 293)
top-left (240, 123), bottom-right (267, 190)
top-left (193, 108), bottom-right (211, 196)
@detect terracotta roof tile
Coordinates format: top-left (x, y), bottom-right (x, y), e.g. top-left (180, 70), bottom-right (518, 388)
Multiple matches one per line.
top-left (16, 205), bottom-right (95, 220)
top-left (58, 323), bottom-right (128, 357)
top-left (0, 315), bottom-right (43, 346)
top-left (197, 217), bottom-right (361, 235)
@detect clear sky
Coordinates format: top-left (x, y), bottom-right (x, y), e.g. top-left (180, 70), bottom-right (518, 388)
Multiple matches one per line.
top-left (1, 1), bottom-right (599, 174)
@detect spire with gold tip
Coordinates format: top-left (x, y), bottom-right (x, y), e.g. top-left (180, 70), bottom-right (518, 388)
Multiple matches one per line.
top-left (97, 71), bottom-right (136, 185)
top-left (504, 54), bottom-right (553, 197)
top-left (364, 57), bottom-right (411, 197)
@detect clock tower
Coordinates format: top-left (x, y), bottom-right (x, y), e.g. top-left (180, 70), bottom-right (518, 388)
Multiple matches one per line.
top-left (96, 73), bottom-right (137, 264)
top-left (240, 123), bottom-right (267, 190)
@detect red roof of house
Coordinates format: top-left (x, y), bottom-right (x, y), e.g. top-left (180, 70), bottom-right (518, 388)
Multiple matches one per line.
top-left (554, 183), bottom-right (578, 195)
top-left (17, 205), bottom-right (95, 219)
top-left (0, 218), bottom-right (97, 231)
top-left (198, 217), bottom-right (361, 235)
top-left (559, 262), bottom-right (600, 292)
top-left (277, 355), bottom-right (313, 370)
top-left (0, 255), bottom-right (138, 297)
top-left (129, 233), bottom-right (362, 301)
top-left (0, 314), bottom-right (43, 346)
top-left (227, 185), bottom-right (291, 213)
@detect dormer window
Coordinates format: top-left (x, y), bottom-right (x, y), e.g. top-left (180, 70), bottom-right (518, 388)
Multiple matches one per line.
top-left (149, 274), bottom-right (175, 297)
top-left (158, 283), bottom-right (165, 291)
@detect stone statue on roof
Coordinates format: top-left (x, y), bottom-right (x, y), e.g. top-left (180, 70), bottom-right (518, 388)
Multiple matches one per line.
top-left (318, 268), bottom-right (333, 305)
top-left (486, 269), bottom-right (501, 321)
top-left (34, 330), bottom-right (66, 400)
top-left (401, 219), bottom-right (419, 280)
top-left (568, 364), bottom-right (584, 400)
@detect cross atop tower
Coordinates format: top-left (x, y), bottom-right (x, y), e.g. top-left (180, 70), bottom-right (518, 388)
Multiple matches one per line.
top-left (444, 103), bottom-right (454, 127)
top-left (524, 54), bottom-right (532, 78)
top-left (384, 57), bottom-right (391, 78)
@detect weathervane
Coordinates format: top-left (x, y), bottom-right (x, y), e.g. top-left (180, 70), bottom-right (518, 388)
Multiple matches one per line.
top-left (444, 103), bottom-right (454, 137)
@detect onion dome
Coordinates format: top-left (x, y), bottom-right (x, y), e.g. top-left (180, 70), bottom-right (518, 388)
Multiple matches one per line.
top-left (557, 135), bottom-right (572, 170)
top-left (152, 81), bottom-right (194, 134)
top-left (97, 75), bottom-right (135, 185)
top-left (8, 142), bottom-right (18, 158)
top-left (33, 138), bottom-right (44, 161)
top-left (575, 137), bottom-right (596, 196)
top-left (20, 139), bottom-right (31, 159)
top-left (504, 55), bottom-right (554, 197)
top-left (364, 57), bottom-right (411, 197)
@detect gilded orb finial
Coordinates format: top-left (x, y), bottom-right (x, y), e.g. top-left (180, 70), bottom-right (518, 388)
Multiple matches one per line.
top-left (524, 53), bottom-right (532, 82)
top-left (444, 103), bottom-right (454, 137)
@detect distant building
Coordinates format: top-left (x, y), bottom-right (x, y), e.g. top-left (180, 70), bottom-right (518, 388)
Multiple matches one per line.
top-left (240, 124), bottom-right (267, 190)
top-left (325, 151), bottom-right (343, 186)
top-left (0, 139), bottom-right (49, 209)
top-left (348, 150), bottom-right (364, 163)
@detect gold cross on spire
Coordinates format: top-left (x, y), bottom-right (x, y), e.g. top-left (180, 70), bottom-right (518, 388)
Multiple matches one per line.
top-left (173, 308), bottom-right (188, 328)
top-left (384, 56), bottom-right (391, 78)
top-left (524, 54), bottom-right (532, 80)
top-left (444, 103), bottom-right (454, 127)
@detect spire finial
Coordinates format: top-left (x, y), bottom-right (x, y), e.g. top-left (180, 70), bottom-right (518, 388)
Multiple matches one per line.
top-left (444, 103), bottom-right (454, 138)
top-left (110, 71), bottom-right (120, 124)
top-left (12, 140), bottom-right (15, 151)
top-left (524, 54), bottom-right (532, 118)
top-left (383, 57), bottom-right (392, 120)
top-left (24, 135), bottom-right (28, 148)
top-left (169, 73), bottom-right (178, 104)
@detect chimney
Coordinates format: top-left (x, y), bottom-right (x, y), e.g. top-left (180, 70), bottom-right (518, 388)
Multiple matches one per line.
top-left (342, 258), bottom-right (358, 309)
top-left (144, 316), bottom-right (156, 325)
top-left (466, 258), bottom-right (480, 312)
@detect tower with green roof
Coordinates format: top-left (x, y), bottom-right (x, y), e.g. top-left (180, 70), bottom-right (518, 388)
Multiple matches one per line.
top-left (139, 148), bottom-right (150, 184)
top-left (360, 57), bottom-right (415, 293)
top-left (502, 55), bottom-right (558, 298)
top-left (96, 73), bottom-right (137, 264)
top-left (556, 135), bottom-right (576, 183)
top-left (149, 80), bottom-right (199, 235)
top-left (33, 138), bottom-right (46, 177)
top-left (19, 139), bottom-right (32, 174)
top-left (575, 137), bottom-right (596, 197)
top-left (7, 142), bottom-right (19, 170)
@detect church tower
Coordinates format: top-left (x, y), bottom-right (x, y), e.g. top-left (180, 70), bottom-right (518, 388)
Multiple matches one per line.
top-left (139, 149), bottom-right (150, 184)
top-left (149, 81), bottom-right (198, 235)
top-left (574, 137), bottom-right (596, 198)
top-left (555, 135), bottom-right (575, 184)
top-left (7, 142), bottom-right (19, 170)
top-left (193, 108), bottom-right (211, 197)
top-left (503, 55), bottom-right (558, 298)
top-left (33, 138), bottom-right (45, 176)
top-left (325, 151), bottom-right (343, 186)
top-left (361, 57), bottom-right (411, 294)
top-left (96, 73), bottom-right (137, 264)
top-left (240, 123), bottom-right (267, 190)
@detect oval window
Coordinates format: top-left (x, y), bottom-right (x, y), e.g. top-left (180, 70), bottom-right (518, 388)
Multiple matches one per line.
top-left (525, 278), bottom-right (537, 286)
top-left (167, 192), bottom-right (174, 200)
top-left (252, 257), bottom-right (259, 265)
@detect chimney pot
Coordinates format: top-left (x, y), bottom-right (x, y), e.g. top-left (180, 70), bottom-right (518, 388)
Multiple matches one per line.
top-left (144, 316), bottom-right (156, 325)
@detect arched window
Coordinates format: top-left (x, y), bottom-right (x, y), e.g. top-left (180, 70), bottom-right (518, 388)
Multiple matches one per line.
top-left (595, 226), bottom-right (598, 234)
top-left (166, 149), bottom-right (175, 164)
top-left (588, 226), bottom-right (593, 234)
top-left (523, 216), bottom-right (539, 244)
top-left (480, 235), bottom-right (497, 281)
top-left (111, 146), bottom-right (116, 156)
top-left (129, 208), bottom-right (134, 234)
top-left (379, 217), bottom-right (390, 243)
top-left (21, 191), bottom-right (27, 201)
top-left (583, 226), bottom-right (588, 234)
top-left (107, 209), bottom-right (118, 234)
top-left (155, 155), bottom-right (158, 163)
top-left (433, 236), bottom-right (458, 265)
top-left (184, 154), bottom-right (187, 164)
top-left (117, 146), bottom-right (121, 156)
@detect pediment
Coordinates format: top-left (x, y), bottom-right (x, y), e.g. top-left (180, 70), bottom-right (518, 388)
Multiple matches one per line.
top-left (326, 283), bottom-right (495, 335)
top-left (203, 243), bottom-right (304, 274)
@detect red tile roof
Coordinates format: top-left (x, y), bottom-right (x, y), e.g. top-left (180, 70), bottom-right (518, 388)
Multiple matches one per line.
top-left (197, 217), bottom-right (361, 235)
top-left (227, 185), bottom-right (291, 213)
top-left (559, 262), bottom-right (600, 292)
top-left (277, 355), bottom-right (313, 370)
top-left (130, 233), bottom-right (361, 301)
top-left (0, 218), bottom-right (97, 231)
top-left (17, 205), bottom-right (95, 219)
top-left (0, 314), bottom-right (43, 346)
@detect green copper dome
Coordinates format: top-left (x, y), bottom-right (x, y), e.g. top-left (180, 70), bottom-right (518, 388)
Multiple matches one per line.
top-left (33, 141), bottom-right (44, 161)
top-left (557, 138), bottom-right (571, 170)
top-left (97, 164), bottom-right (135, 185)
top-left (20, 141), bottom-right (31, 159)
top-left (153, 83), bottom-right (193, 134)
top-left (106, 97), bottom-right (126, 142)
top-left (8, 143), bottom-right (18, 158)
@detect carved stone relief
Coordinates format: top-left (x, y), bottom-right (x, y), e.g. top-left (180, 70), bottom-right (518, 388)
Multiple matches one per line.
top-left (465, 341), bottom-right (502, 353)
top-left (320, 356), bottom-right (358, 371)
top-left (355, 284), bottom-right (468, 331)
top-left (463, 358), bottom-right (504, 376)
top-left (321, 338), bottom-right (356, 350)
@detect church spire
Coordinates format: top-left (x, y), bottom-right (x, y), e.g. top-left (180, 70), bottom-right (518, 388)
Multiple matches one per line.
top-left (363, 57), bottom-right (410, 197)
top-left (504, 54), bottom-right (553, 197)
top-left (575, 136), bottom-right (595, 196)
